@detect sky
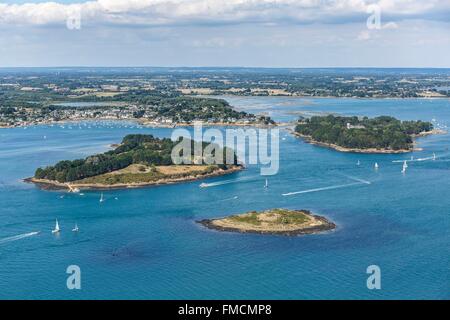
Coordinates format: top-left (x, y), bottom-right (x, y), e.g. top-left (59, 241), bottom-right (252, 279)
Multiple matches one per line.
top-left (0, 0), bottom-right (449, 68)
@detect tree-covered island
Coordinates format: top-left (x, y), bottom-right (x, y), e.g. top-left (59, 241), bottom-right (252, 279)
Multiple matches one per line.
top-left (294, 115), bottom-right (439, 153)
top-left (27, 134), bottom-right (242, 190)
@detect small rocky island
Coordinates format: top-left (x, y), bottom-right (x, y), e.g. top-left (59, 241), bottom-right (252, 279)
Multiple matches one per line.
top-left (27, 134), bottom-right (242, 190)
top-left (198, 209), bottom-right (336, 236)
top-left (294, 115), bottom-right (442, 153)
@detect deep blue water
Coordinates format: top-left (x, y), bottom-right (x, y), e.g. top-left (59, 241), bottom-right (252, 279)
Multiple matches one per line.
top-left (1, 97), bottom-right (450, 299)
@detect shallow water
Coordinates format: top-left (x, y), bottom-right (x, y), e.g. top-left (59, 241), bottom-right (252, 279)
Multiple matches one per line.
top-left (0, 97), bottom-right (449, 299)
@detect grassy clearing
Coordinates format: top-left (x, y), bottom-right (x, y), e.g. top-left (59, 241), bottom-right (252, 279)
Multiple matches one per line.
top-left (75, 164), bottom-right (219, 185)
top-left (228, 209), bottom-right (310, 226)
top-left (229, 212), bottom-right (261, 225)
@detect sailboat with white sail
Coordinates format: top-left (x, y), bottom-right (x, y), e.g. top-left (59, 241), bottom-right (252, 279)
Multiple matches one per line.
top-left (374, 162), bottom-right (379, 170)
top-left (264, 178), bottom-right (269, 189)
top-left (52, 219), bottom-right (60, 234)
top-left (99, 193), bottom-right (105, 203)
top-left (402, 160), bottom-right (408, 174)
top-left (72, 223), bottom-right (79, 232)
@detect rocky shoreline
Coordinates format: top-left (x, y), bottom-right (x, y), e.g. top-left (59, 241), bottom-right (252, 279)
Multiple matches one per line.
top-left (25, 165), bottom-right (243, 191)
top-left (198, 209), bottom-right (336, 236)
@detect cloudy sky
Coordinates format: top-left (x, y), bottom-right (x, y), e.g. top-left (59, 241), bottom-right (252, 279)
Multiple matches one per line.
top-left (0, 0), bottom-right (449, 67)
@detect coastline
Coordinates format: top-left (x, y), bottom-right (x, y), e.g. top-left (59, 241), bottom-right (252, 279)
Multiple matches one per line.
top-left (198, 210), bottom-right (336, 236)
top-left (412, 128), bottom-right (447, 138)
top-left (25, 165), bottom-right (244, 191)
top-left (201, 93), bottom-right (450, 100)
top-left (139, 120), bottom-right (274, 128)
top-left (289, 129), bottom-right (446, 154)
top-left (0, 118), bottom-right (274, 129)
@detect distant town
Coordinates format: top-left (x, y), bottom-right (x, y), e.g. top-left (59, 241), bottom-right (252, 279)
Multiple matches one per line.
top-left (0, 68), bottom-right (277, 127)
top-left (0, 98), bottom-right (273, 128)
top-left (1, 67), bottom-right (449, 127)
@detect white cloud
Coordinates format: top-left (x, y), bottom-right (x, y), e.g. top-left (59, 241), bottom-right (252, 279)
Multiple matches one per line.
top-left (356, 20), bottom-right (399, 41)
top-left (0, 0), bottom-right (448, 27)
top-left (191, 37), bottom-right (245, 48)
top-left (1, 18), bottom-right (449, 67)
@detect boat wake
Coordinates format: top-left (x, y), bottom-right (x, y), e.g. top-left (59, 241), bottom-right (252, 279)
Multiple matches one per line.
top-left (200, 176), bottom-right (256, 188)
top-left (416, 156), bottom-right (436, 162)
top-left (392, 158), bottom-right (431, 163)
top-left (282, 182), bottom-right (365, 197)
top-left (340, 174), bottom-right (372, 185)
top-left (0, 231), bottom-right (40, 245)
top-left (393, 153), bottom-right (443, 163)
top-left (217, 196), bottom-right (239, 202)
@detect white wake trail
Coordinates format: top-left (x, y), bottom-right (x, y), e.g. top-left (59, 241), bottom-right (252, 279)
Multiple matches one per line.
top-left (393, 153), bottom-right (444, 163)
top-left (0, 231), bottom-right (40, 245)
top-left (282, 182), bottom-right (362, 196)
top-left (393, 157), bottom-right (432, 163)
top-left (217, 196), bottom-right (239, 202)
top-left (341, 174), bottom-right (371, 185)
top-left (416, 156), bottom-right (435, 162)
top-left (200, 176), bottom-right (256, 188)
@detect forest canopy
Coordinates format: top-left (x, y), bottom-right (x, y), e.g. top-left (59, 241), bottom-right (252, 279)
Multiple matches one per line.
top-left (295, 115), bottom-right (433, 151)
top-left (34, 134), bottom-right (238, 183)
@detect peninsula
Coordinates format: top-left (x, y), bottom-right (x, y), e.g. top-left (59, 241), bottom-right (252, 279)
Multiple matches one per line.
top-left (27, 134), bottom-right (242, 190)
top-left (0, 91), bottom-right (274, 128)
top-left (198, 209), bottom-right (336, 236)
top-left (294, 115), bottom-right (440, 153)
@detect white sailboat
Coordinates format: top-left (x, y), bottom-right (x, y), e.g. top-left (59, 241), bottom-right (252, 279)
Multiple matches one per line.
top-left (99, 193), bottom-right (105, 203)
top-left (433, 153), bottom-right (436, 161)
top-left (402, 161), bottom-right (408, 174)
top-left (374, 162), bottom-right (379, 170)
top-left (357, 160), bottom-right (361, 166)
top-left (52, 219), bottom-right (60, 234)
top-left (72, 223), bottom-right (79, 232)
top-left (264, 178), bottom-right (269, 188)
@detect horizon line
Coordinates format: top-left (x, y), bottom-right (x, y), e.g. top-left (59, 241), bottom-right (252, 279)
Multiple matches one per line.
top-left (1, 66), bottom-right (449, 70)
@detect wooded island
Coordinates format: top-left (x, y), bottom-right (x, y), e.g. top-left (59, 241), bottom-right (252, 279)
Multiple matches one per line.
top-left (294, 115), bottom-right (437, 153)
top-left (28, 134), bottom-right (241, 190)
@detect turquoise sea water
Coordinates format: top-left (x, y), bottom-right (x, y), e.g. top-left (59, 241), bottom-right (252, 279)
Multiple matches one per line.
top-left (0, 97), bottom-right (450, 299)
